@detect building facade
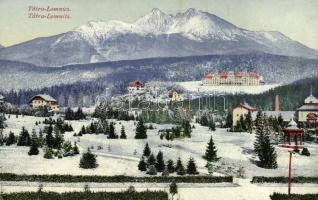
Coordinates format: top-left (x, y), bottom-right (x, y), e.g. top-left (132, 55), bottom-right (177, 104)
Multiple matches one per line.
top-left (29, 94), bottom-right (59, 112)
top-left (296, 93), bottom-right (318, 127)
top-left (128, 81), bottom-right (145, 93)
top-left (232, 102), bottom-right (257, 126)
top-left (202, 71), bottom-right (262, 86)
top-left (168, 90), bottom-right (180, 101)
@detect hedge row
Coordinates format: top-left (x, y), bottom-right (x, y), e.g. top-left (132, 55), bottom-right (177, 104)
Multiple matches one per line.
top-left (0, 173), bottom-right (233, 183)
top-left (1, 191), bottom-right (168, 200)
top-left (251, 176), bottom-right (318, 184)
top-left (270, 193), bottom-right (318, 200)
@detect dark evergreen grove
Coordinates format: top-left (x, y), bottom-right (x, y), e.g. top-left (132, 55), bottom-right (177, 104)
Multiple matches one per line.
top-left (80, 149), bottom-right (98, 169)
top-left (254, 111), bottom-right (278, 169)
top-left (65, 107), bottom-right (86, 120)
top-left (203, 136), bottom-right (219, 162)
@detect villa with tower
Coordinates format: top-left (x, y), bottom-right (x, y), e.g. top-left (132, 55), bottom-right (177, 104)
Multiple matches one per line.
top-left (296, 89), bottom-right (318, 129)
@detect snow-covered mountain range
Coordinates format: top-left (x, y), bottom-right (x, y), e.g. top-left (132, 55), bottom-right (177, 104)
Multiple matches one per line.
top-left (1, 8), bottom-right (318, 67)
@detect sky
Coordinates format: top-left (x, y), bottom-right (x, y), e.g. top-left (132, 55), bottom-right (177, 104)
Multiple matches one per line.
top-left (0, 0), bottom-right (317, 50)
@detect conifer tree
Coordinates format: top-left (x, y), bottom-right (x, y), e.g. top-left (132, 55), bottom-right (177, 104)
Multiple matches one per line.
top-left (169, 181), bottom-right (178, 200)
top-left (200, 115), bottom-right (209, 126)
top-left (143, 143), bottom-right (151, 157)
top-left (156, 151), bottom-right (165, 172)
top-left (254, 112), bottom-right (278, 169)
top-left (225, 111), bottom-right (233, 128)
top-left (17, 127), bottom-right (31, 146)
top-left (43, 148), bottom-right (54, 159)
top-left (75, 107), bottom-right (86, 120)
top-left (239, 115), bottom-right (246, 131)
top-left (45, 125), bottom-right (55, 148)
top-left (80, 125), bottom-right (87, 135)
top-left (147, 153), bottom-right (156, 166)
top-left (135, 119), bottom-right (147, 139)
top-left (209, 118), bottom-right (216, 131)
top-left (38, 129), bottom-right (44, 147)
top-left (73, 142), bottom-right (80, 154)
top-left (187, 157), bottom-right (199, 175)
top-left (54, 127), bottom-right (64, 149)
top-left (204, 136), bottom-right (218, 162)
top-left (79, 148), bottom-right (98, 169)
top-left (6, 132), bottom-right (16, 146)
top-left (107, 122), bottom-right (118, 139)
top-left (167, 159), bottom-right (175, 173)
top-left (147, 165), bottom-right (157, 175)
top-left (182, 120), bottom-right (192, 138)
top-left (65, 107), bottom-right (75, 120)
top-left (138, 156), bottom-right (147, 171)
top-left (277, 114), bottom-right (284, 130)
top-left (120, 125), bottom-right (127, 139)
top-left (28, 130), bottom-right (39, 156)
top-left (245, 111), bottom-right (253, 133)
top-left (175, 157), bottom-right (186, 175)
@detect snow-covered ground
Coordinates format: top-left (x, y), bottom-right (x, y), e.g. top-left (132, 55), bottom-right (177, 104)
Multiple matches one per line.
top-left (1, 114), bottom-right (317, 178)
top-left (0, 114), bottom-right (317, 199)
top-left (176, 81), bottom-right (279, 94)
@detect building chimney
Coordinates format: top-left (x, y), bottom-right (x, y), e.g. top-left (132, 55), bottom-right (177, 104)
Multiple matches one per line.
top-left (275, 95), bottom-right (280, 111)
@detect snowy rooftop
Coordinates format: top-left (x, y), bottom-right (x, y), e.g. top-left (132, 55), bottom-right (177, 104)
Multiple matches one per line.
top-left (0, 94), bottom-right (4, 100)
top-left (284, 119), bottom-right (300, 130)
top-left (304, 94), bottom-right (318, 104)
top-left (297, 104), bottom-right (318, 111)
top-left (30, 94), bottom-right (57, 102)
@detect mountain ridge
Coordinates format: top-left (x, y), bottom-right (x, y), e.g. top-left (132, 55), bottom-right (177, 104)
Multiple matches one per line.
top-left (0, 8), bottom-right (318, 67)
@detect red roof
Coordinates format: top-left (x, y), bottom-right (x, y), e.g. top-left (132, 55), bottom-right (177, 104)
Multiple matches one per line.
top-left (234, 72), bottom-right (242, 78)
top-left (249, 72), bottom-right (259, 78)
top-left (128, 81), bottom-right (144, 88)
top-left (219, 72), bottom-right (228, 79)
top-left (203, 73), bottom-right (213, 79)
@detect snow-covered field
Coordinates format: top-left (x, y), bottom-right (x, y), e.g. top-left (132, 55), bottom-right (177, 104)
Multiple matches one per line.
top-left (0, 114), bottom-right (317, 199)
top-left (1, 114), bottom-right (317, 177)
top-left (176, 81), bottom-right (279, 94)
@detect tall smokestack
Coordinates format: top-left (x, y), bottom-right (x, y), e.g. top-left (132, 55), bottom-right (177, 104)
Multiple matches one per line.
top-left (275, 95), bottom-right (280, 111)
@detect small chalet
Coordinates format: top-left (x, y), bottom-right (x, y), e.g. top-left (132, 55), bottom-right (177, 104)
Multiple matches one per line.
top-left (29, 94), bottom-right (59, 112)
top-left (168, 90), bottom-right (179, 101)
top-left (128, 81), bottom-right (145, 93)
top-left (232, 102), bottom-right (257, 126)
top-left (296, 89), bottom-right (318, 128)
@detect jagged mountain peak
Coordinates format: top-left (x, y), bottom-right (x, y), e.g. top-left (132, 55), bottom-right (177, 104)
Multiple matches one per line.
top-left (1, 8), bottom-right (318, 67)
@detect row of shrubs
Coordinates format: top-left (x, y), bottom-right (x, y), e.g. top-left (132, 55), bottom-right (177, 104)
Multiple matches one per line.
top-left (251, 176), bottom-right (318, 184)
top-left (0, 173), bottom-right (233, 183)
top-left (270, 193), bottom-right (318, 200)
top-left (1, 191), bottom-right (168, 200)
